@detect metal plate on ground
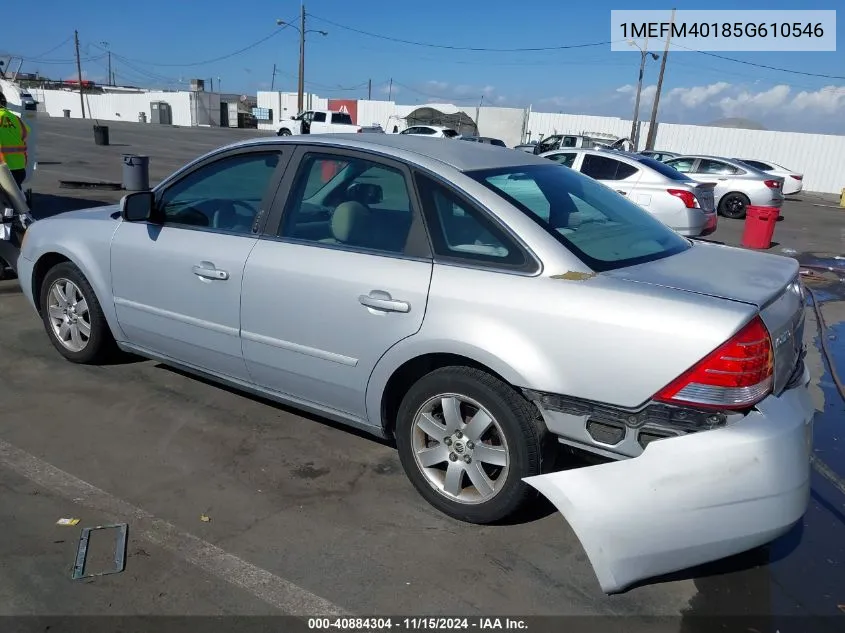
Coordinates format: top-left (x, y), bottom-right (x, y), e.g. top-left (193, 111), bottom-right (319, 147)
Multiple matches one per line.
top-left (71, 523), bottom-right (128, 580)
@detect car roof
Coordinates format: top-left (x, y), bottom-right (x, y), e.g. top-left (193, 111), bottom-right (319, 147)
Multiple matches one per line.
top-left (222, 134), bottom-right (549, 172)
top-left (667, 154), bottom-right (744, 163)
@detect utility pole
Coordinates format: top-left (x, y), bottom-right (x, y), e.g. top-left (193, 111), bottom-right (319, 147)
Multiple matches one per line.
top-left (74, 30), bottom-right (85, 119)
top-left (107, 51), bottom-right (112, 86)
top-left (297, 3), bottom-right (305, 113)
top-left (629, 36), bottom-right (648, 148)
top-left (645, 8), bottom-right (675, 150)
top-left (271, 63), bottom-right (276, 91)
top-left (368, 78), bottom-right (371, 100)
top-left (388, 78), bottom-right (393, 101)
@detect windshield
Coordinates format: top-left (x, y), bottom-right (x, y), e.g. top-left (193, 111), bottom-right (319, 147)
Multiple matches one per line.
top-left (633, 156), bottom-right (695, 182)
top-left (468, 164), bottom-right (690, 272)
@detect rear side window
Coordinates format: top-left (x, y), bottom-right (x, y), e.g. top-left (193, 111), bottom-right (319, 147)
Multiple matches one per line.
top-left (581, 155), bottom-right (637, 181)
top-left (331, 112), bottom-right (353, 124)
top-left (737, 159), bottom-right (772, 171)
top-left (414, 173), bottom-right (526, 268)
top-left (490, 139), bottom-right (506, 147)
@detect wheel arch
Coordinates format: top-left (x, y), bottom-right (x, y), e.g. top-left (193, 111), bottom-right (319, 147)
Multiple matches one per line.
top-left (30, 248), bottom-right (125, 341)
top-left (367, 342), bottom-right (534, 439)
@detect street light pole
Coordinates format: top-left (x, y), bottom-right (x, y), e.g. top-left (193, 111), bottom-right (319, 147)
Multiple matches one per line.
top-left (628, 38), bottom-right (659, 150)
top-left (277, 10), bottom-right (327, 115)
top-left (298, 3), bottom-right (305, 113)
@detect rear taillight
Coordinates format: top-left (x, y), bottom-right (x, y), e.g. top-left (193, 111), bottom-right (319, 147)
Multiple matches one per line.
top-left (790, 175), bottom-right (803, 181)
top-left (654, 316), bottom-right (773, 410)
top-left (667, 189), bottom-right (698, 209)
top-left (764, 179), bottom-right (781, 189)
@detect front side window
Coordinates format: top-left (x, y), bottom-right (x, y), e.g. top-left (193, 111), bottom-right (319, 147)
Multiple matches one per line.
top-left (157, 152), bottom-right (281, 234)
top-left (280, 154), bottom-right (413, 254)
top-left (547, 152), bottom-right (577, 168)
top-left (665, 158), bottom-right (694, 173)
top-left (312, 112), bottom-right (327, 123)
top-left (414, 173), bottom-right (525, 267)
top-left (470, 164), bottom-right (689, 272)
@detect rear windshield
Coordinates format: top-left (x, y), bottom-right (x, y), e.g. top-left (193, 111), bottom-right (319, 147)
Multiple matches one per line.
top-left (633, 156), bottom-right (695, 182)
top-left (468, 164), bottom-right (690, 272)
top-left (490, 139), bottom-right (507, 147)
top-left (442, 129), bottom-right (460, 138)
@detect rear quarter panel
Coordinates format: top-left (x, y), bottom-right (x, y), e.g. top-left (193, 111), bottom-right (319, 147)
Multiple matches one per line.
top-left (366, 264), bottom-right (758, 423)
top-left (21, 212), bottom-right (125, 341)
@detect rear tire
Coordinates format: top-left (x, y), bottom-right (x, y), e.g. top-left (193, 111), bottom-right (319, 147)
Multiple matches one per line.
top-left (39, 262), bottom-right (116, 364)
top-left (395, 366), bottom-right (550, 524)
top-left (277, 128), bottom-right (292, 136)
top-left (719, 192), bottom-right (750, 219)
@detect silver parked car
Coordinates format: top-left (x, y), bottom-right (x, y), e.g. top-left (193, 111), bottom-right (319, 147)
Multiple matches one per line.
top-left (540, 148), bottom-right (717, 236)
top-left (16, 134), bottom-right (812, 594)
top-left (664, 155), bottom-right (785, 219)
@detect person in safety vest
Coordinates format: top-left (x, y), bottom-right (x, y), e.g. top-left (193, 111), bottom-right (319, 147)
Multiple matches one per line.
top-left (0, 91), bottom-right (30, 190)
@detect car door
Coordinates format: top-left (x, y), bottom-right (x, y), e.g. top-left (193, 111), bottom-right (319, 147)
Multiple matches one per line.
top-left (240, 146), bottom-right (433, 420)
top-left (579, 154), bottom-right (640, 199)
top-left (110, 147), bottom-right (288, 381)
top-left (310, 111), bottom-right (329, 133)
top-left (690, 158), bottom-right (741, 199)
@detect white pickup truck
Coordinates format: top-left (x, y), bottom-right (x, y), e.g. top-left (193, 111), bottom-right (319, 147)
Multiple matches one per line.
top-left (276, 109), bottom-right (362, 136)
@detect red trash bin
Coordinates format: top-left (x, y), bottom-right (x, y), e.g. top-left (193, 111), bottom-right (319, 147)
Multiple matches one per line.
top-left (741, 205), bottom-right (779, 249)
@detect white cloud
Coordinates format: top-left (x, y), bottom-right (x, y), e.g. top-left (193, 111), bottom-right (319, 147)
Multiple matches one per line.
top-left (786, 85), bottom-right (845, 114)
top-left (425, 80), bottom-right (449, 92)
top-left (717, 84), bottom-right (791, 117)
top-left (666, 82), bottom-right (730, 108)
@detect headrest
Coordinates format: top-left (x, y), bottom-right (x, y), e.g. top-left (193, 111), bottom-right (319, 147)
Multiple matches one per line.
top-left (331, 201), bottom-right (371, 244)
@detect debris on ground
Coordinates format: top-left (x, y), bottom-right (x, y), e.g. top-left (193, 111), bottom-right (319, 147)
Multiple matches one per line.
top-left (200, 514), bottom-right (211, 523)
top-left (56, 518), bottom-right (80, 526)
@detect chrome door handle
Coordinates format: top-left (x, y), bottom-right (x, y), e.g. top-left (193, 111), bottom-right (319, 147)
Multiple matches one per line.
top-left (358, 293), bottom-right (410, 313)
top-left (192, 265), bottom-right (229, 280)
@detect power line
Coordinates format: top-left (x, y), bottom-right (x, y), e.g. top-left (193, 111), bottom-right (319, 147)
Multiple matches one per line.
top-left (89, 24), bottom-right (296, 68)
top-left (306, 13), bottom-right (616, 52)
top-left (670, 41), bottom-right (845, 80)
top-left (26, 36), bottom-right (73, 60)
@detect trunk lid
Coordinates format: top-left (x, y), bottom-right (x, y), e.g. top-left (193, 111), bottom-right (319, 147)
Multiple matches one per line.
top-left (693, 182), bottom-right (716, 212)
top-left (605, 240), bottom-right (805, 395)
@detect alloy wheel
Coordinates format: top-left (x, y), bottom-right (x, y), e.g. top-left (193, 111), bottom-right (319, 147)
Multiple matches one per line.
top-left (46, 278), bottom-right (92, 353)
top-left (411, 393), bottom-right (510, 504)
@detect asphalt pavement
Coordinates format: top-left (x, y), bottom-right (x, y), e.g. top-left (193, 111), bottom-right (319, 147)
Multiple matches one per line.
top-left (1, 117), bottom-right (844, 630)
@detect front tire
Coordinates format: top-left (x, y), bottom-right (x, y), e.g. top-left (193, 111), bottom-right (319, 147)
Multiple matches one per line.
top-left (718, 192), bottom-right (750, 219)
top-left (277, 128), bottom-right (292, 136)
top-left (395, 366), bottom-right (549, 524)
top-left (39, 262), bottom-right (115, 364)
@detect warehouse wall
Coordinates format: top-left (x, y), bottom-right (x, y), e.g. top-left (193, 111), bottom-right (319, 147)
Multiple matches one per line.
top-left (25, 88), bottom-right (193, 127)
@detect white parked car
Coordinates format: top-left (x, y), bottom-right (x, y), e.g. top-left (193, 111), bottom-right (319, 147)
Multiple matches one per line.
top-left (399, 125), bottom-right (460, 138)
top-left (277, 109), bottom-right (361, 136)
top-left (734, 159), bottom-right (804, 196)
top-left (540, 149), bottom-right (717, 237)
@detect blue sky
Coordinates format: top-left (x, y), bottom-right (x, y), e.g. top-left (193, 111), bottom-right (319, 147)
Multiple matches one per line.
top-left (3, 0), bottom-right (844, 133)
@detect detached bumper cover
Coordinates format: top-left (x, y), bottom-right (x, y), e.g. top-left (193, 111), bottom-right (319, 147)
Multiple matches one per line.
top-left (524, 370), bottom-right (813, 594)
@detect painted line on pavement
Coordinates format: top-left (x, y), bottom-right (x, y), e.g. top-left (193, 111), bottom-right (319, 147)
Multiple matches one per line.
top-left (0, 438), bottom-right (348, 616)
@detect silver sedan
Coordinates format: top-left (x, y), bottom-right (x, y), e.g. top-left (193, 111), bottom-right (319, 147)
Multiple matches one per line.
top-left (540, 148), bottom-right (717, 236)
top-left (16, 134), bottom-right (812, 594)
top-left (664, 155), bottom-right (785, 219)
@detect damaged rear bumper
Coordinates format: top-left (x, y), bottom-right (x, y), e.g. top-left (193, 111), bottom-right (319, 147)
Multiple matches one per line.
top-left (524, 367), bottom-right (813, 594)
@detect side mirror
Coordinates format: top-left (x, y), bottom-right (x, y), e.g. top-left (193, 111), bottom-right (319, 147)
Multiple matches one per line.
top-left (120, 191), bottom-right (156, 222)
